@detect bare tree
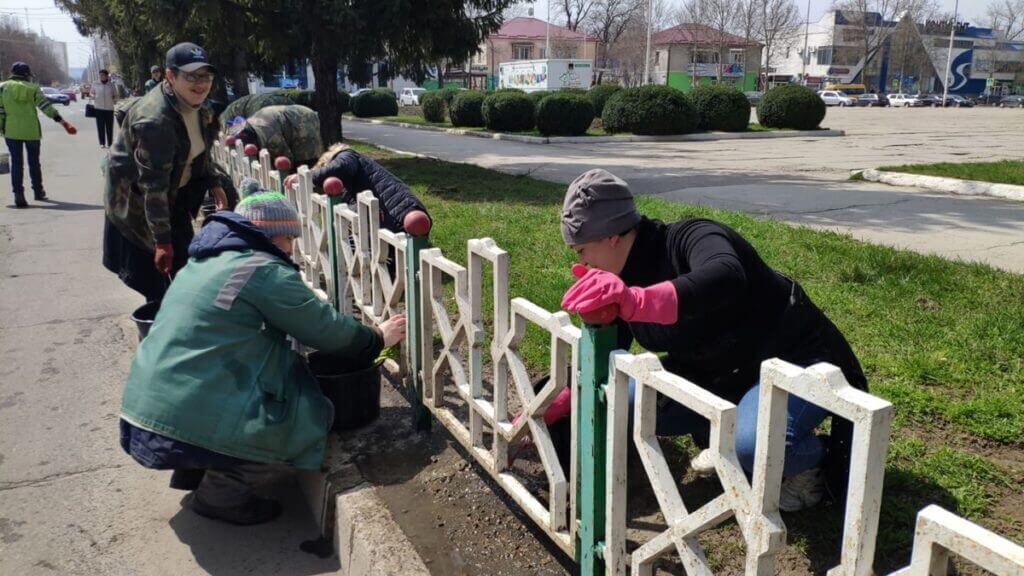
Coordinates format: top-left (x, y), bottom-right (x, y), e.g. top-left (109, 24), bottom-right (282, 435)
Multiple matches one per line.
top-left (759, 0), bottom-right (802, 79)
top-left (735, 0), bottom-right (761, 43)
top-left (681, 0), bottom-right (741, 82)
top-left (502, 1), bottom-right (536, 19)
top-left (604, 0), bottom-right (671, 85)
top-left (986, 0), bottom-right (1024, 41)
top-left (830, 0), bottom-right (936, 90)
top-left (558, 0), bottom-right (598, 31)
top-left (585, 0), bottom-right (647, 68)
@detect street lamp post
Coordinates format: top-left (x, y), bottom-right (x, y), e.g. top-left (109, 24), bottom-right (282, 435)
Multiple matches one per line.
top-left (941, 0), bottom-right (959, 107)
top-left (643, 0), bottom-right (653, 85)
top-left (800, 0), bottom-right (811, 85)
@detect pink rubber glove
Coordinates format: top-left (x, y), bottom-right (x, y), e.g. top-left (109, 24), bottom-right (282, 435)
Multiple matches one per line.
top-left (561, 264), bottom-right (679, 325)
top-left (511, 387), bottom-right (572, 427)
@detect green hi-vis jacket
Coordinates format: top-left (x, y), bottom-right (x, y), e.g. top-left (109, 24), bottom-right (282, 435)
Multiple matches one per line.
top-left (0, 76), bottom-right (63, 140)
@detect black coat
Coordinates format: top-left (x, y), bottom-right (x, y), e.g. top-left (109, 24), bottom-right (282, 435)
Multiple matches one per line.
top-left (617, 217), bottom-right (866, 495)
top-left (309, 149), bottom-right (429, 234)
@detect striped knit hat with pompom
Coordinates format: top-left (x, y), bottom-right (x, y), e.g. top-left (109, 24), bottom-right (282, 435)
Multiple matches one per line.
top-left (234, 177), bottom-right (302, 237)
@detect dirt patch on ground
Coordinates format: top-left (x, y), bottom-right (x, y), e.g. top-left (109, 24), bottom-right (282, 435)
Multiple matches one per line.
top-left (323, 375), bottom-right (572, 575)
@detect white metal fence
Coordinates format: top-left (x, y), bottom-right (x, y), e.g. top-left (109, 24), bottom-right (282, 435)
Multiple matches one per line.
top-left (211, 138), bottom-right (1024, 575)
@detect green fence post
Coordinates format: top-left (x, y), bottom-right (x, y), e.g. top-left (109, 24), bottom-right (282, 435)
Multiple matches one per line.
top-left (405, 235), bottom-right (431, 432)
top-left (577, 323), bottom-right (616, 575)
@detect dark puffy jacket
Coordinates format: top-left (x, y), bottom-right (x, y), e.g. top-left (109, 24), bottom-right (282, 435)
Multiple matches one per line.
top-left (309, 149), bottom-right (429, 234)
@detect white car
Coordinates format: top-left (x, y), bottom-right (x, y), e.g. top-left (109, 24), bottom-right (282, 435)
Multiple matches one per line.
top-left (349, 88), bottom-right (373, 98)
top-left (399, 87), bottom-right (427, 106)
top-left (887, 93), bottom-right (925, 107)
top-left (818, 90), bottom-right (856, 107)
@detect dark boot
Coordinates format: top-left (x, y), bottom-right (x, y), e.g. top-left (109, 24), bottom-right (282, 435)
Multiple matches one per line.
top-left (33, 188), bottom-right (48, 201)
top-left (190, 494), bottom-right (282, 526)
top-left (169, 469), bottom-right (206, 491)
top-left (13, 191), bottom-right (27, 208)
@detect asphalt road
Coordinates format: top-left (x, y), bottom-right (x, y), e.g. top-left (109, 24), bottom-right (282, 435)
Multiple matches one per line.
top-left (0, 102), bottom-right (339, 575)
top-left (346, 106), bottom-right (1024, 273)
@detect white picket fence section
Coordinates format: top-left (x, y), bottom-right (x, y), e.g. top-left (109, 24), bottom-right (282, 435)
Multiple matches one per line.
top-left (419, 239), bottom-right (579, 555)
top-left (211, 139), bottom-right (1024, 576)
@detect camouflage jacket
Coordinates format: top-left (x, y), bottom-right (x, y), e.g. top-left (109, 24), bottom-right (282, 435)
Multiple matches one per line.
top-left (246, 105), bottom-right (323, 166)
top-left (104, 82), bottom-right (230, 250)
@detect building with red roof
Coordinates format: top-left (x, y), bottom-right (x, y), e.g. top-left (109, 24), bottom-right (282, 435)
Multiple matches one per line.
top-left (446, 17), bottom-right (601, 89)
top-left (650, 23), bottom-right (763, 92)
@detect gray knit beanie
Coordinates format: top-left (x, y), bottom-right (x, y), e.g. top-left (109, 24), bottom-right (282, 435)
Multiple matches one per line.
top-left (234, 177), bottom-right (302, 237)
top-left (561, 169), bottom-right (641, 245)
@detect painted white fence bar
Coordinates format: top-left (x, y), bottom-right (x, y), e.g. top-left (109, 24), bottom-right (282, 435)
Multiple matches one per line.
top-left (419, 239), bottom-right (579, 556)
top-left (888, 505), bottom-right (1024, 576)
top-left (756, 359), bottom-right (894, 576)
top-left (606, 352), bottom-right (786, 576)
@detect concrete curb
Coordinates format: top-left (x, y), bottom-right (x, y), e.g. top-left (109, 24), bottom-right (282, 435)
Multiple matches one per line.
top-left (296, 456), bottom-right (430, 575)
top-left (348, 116), bottom-right (845, 144)
top-left (861, 169), bottom-right (1024, 202)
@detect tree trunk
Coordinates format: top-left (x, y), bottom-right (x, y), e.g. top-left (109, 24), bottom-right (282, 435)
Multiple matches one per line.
top-left (437, 61), bottom-right (445, 89)
top-left (226, 2), bottom-right (249, 97)
top-left (311, 38), bottom-right (342, 144)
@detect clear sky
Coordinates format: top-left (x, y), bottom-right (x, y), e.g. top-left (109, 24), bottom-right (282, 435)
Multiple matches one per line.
top-left (0, 0), bottom-right (995, 70)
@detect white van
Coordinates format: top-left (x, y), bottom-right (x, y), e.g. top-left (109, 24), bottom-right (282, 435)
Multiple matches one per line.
top-left (399, 87), bottom-right (427, 106)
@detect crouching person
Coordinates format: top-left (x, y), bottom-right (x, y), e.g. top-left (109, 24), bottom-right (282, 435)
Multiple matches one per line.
top-left (286, 143), bottom-right (432, 237)
top-left (118, 178), bottom-right (406, 525)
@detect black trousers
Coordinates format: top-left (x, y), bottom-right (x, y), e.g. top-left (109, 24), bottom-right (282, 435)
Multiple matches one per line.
top-left (5, 138), bottom-right (43, 194)
top-left (102, 210), bottom-right (193, 302)
top-left (95, 109), bottom-right (115, 146)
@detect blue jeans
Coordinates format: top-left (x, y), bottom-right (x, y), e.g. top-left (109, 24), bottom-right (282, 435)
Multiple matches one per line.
top-left (5, 138), bottom-right (42, 194)
top-left (628, 379), bottom-right (828, 478)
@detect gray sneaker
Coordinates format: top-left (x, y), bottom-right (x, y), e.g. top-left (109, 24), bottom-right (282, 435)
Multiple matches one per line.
top-left (779, 467), bottom-right (825, 512)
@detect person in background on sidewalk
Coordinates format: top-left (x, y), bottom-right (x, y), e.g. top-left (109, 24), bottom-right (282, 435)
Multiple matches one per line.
top-left (103, 42), bottom-right (235, 303)
top-left (119, 178), bottom-right (407, 525)
top-left (143, 65), bottom-right (162, 93)
top-left (547, 169), bottom-right (868, 512)
top-left (0, 61), bottom-right (77, 208)
top-left (92, 69), bottom-right (118, 149)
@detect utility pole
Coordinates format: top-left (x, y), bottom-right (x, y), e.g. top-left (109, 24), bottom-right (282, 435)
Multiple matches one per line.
top-left (643, 0), bottom-right (653, 85)
top-left (546, 0), bottom-right (551, 58)
top-left (800, 0), bottom-right (810, 85)
top-left (941, 0), bottom-right (959, 107)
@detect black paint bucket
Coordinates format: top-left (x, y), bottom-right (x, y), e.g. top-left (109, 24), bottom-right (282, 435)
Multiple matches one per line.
top-left (308, 352), bottom-right (382, 431)
top-left (131, 301), bottom-right (160, 342)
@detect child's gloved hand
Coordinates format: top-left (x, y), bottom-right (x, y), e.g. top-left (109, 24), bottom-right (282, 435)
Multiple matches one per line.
top-left (377, 314), bottom-right (407, 348)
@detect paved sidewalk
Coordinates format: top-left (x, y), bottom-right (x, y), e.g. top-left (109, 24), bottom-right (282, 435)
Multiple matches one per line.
top-left (0, 104), bottom-right (339, 575)
top-left (345, 108), bottom-right (1024, 274)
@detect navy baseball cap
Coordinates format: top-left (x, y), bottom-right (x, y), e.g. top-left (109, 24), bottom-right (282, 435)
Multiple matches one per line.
top-left (165, 42), bottom-right (216, 73)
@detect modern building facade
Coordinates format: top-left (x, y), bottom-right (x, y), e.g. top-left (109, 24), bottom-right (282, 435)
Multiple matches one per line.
top-left (771, 10), bottom-right (1024, 95)
top-left (650, 24), bottom-right (763, 92)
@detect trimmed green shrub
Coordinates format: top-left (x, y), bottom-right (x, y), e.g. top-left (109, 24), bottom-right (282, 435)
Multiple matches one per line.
top-left (587, 84), bottom-right (622, 118)
top-left (602, 85), bottom-right (698, 135)
top-left (527, 91), bottom-right (551, 107)
top-left (536, 93), bottom-right (595, 136)
top-left (420, 91), bottom-right (446, 123)
top-left (351, 89), bottom-right (399, 117)
top-left (449, 91), bottom-right (486, 127)
top-left (438, 87), bottom-right (463, 107)
top-left (482, 92), bottom-right (536, 132)
top-left (373, 87), bottom-right (397, 100)
top-left (689, 84), bottom-right (751, 132)
top-left (756, 85), bottom-right (826, 130)
top-left (491, 88), bottom-right (526, 95)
